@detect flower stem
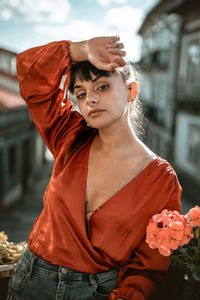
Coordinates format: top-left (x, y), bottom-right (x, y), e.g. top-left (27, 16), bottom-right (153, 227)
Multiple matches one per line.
top-left (179, 246), bottom-right (192, 261)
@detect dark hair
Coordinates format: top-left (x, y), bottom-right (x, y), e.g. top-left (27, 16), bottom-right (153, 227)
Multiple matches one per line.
top-left (63, 61), bottom-right (147, 165)
top-left (69, 61), bottom-right (110, 94)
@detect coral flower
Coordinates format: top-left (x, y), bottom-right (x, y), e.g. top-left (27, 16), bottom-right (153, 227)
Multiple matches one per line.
top-left (169, 238), bottom-right (180, 250)
top-left (179, 223), bottom-right (194, 246)
top-left (169, 221), bottom-right (184, 240)
top-left (183, 223), bottom-right (193, 235)
top-left (146, 209), bottom-right (195, 255)
top-left (187, 206), bottom-right (200, 227)
top-left (158, 247), bottom-right (171, 256)
top-left (146, 223), bottom-right (160, 249)
top-left (179, 235), bottom-right (190, 246)
top-left (146, 204), bottom-right (200, 285)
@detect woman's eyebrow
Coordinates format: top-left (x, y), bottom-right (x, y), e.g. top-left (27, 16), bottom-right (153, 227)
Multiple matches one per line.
top-left (74, 76), bottom-right (106, 89)
top-left (74, 84), bottom-right (83, 90)
top-left (91, 75), bottom-right (103, 82)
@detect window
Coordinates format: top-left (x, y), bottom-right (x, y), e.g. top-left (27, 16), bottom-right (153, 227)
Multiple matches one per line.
top-left (178, 32), bottom-right (200, 100)
top-left (179, 32), bottom-right (200, 99)
top-left (187, 40), bottom-right (200, 84)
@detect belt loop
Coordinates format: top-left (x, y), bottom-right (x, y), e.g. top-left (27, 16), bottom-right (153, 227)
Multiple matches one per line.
top-left (89, 274), bottom-right (97, 292)
top-left (58, 266), bottom-right (62, 275)
top-left (56, 266), bottom-right (63, 300)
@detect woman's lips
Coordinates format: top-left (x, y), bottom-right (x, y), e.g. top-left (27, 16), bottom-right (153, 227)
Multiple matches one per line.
top-left (89, 109), bottom-right (105, 117)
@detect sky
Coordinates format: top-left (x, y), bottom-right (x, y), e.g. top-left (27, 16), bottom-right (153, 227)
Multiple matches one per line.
top-left (0, 0), bottom-right (159, 62)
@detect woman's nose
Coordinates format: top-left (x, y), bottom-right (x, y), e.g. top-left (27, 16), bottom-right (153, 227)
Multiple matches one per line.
top-left (86, 92), bottom-right (99, 105)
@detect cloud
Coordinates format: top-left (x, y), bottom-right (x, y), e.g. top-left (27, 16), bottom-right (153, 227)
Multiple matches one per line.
top-left (97, 0), bottom-right (127, 6)
top-left (35, 20), bottom-right (114, 42)
top-left (34, 5), bottom-right (143, 61)
top-left (0, 0), bottom-right (70, 23)
top-left (104, 6), bottom-right (143, 31)
top-left (103, 6), bottom-right (143, 61)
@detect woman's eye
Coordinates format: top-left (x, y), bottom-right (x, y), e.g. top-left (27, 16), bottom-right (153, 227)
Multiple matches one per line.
top-left (97, 84), bottom-right (109, 91)
top-left (76, 92), bottom-right (86, 100)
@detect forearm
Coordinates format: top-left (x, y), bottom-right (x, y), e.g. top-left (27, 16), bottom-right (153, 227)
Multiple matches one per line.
top-left (69, 40), bottom-right (88, 62)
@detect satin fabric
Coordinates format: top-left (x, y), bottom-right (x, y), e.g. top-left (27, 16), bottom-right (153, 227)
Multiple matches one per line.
top-left (16, 41), bottom-right (182, 300)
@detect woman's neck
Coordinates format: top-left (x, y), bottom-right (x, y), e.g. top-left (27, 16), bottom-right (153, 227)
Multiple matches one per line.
top-left (94, 119), bottom-right (138, 155)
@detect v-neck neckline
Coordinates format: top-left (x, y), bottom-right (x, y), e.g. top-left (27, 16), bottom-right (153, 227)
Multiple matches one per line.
top-left (84, 136), bottom-right (159, 224)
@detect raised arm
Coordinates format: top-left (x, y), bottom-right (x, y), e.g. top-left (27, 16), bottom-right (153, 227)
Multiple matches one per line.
top-left (16, 37), bottom-right (126, 158)
top-left (17, 40), bottom-right (81, 158)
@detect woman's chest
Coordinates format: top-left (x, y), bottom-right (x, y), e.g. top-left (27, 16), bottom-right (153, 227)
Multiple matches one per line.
top-left (85, 149), bottom-right (152, 215)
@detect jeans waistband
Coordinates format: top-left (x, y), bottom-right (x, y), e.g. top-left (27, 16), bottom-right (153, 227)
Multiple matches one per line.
top-left (22, 247), bottom-right (118, 281)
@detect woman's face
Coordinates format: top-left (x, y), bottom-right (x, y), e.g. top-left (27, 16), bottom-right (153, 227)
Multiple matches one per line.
top-left (73, 73), bottom-right (130, 129)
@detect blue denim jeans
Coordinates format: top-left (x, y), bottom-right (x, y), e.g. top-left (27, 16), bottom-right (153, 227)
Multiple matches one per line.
top-left (7, 247), bottom-right (119, 299)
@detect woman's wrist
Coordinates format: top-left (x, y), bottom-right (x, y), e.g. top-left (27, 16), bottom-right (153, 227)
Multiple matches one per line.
top-left (69, 40), bottom-right (88, 63)
top-left (69, 36), bottom-right (126, 71)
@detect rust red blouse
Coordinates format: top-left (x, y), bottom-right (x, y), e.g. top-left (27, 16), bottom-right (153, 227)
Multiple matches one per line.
top-left (16, 41), bottom-right (182, 300)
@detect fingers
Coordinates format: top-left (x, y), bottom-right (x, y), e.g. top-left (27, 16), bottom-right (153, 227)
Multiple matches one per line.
top-left (106, 40), bottom-right (125, 56)
top-left (107, 48), bottom-right (126, 56)
top-left (88, 35), bottom-right (126, 72)
top-left (105, 37), bottom-right (126, 63)
top-left (106, 42), bottom-right (124, 49)
top-left (101, 63), bottom-right (118, 72)
top-left (105, 42), bottom-right (124, 51)
top-left (107, 42), bottom-right (127, 71)
top-left (105, 36), bottom-right (124, 50)
top-left (102, 56), bottom-right (126, 71)
top-left (114, 55), bottom-right (126, 67)
top-left (105, 35), bottom-right (120, 44)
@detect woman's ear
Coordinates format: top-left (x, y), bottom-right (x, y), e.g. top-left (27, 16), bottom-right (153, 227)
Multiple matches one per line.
top-left (128, 81), bottom-right (139, 102)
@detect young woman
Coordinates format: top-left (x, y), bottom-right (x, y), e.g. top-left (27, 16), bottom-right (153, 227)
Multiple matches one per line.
top-left (7, 36), bottom-right (182, 300)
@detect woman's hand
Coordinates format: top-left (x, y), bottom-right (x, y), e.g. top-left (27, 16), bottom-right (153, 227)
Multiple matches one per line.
top-left (69, 36), bottom-right (126, 72)
top-left (86, 36), bottom-right (126, 71)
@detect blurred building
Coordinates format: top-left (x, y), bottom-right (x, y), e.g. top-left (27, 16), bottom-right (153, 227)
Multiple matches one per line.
top-left (138, 0), bottom-right (200, 200)
top-left (0, 48), bottom-right (45, 212)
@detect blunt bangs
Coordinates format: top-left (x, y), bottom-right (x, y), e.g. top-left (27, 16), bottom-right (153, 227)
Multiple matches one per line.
top-left (69, 61), bottom-right (110, 94)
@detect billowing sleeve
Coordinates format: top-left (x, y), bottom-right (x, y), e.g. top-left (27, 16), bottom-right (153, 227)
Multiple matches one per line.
top-left (16, 40), bottom-right (83, 158)
top-left (109, 165), bottom-right (182, 300)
